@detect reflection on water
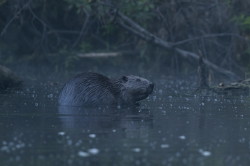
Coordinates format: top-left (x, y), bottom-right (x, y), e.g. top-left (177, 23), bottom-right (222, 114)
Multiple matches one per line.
top-left (1, 78), bottom-right (250, 166)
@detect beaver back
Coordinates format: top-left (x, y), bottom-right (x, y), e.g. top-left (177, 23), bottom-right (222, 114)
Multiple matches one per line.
top-left (58, 73), bottom-right (120, 106)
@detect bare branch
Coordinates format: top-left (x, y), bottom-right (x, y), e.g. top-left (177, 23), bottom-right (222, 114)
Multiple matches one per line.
top-left (172, 33), bottom-right (245, 46)
top-left (0, 0), bottom-right (31, 36)
top-left (115, 11), bottom-right (240, 80)
top-left (72, 9), bottom-right (90, 48)
top-left (77, 52), bottom-right (121, 58)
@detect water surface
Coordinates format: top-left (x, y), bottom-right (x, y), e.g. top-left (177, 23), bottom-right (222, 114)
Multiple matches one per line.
top-left (1, 77), bottom-right (250, 166)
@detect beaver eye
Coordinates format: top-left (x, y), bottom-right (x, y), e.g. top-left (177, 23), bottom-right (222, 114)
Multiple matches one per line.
top-left (122, 76), bottom-right (128, 82)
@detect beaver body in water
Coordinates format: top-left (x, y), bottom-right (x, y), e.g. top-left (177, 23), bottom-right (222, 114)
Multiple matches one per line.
top-left (58, 72), bottom-right (154, 106)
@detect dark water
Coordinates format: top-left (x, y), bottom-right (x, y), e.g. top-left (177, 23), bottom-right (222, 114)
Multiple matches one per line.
top-left (1, 77), bottom-right (250, 166)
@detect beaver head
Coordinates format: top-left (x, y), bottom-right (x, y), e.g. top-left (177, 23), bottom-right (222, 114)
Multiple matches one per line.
top-left (117, 75), bottom-right (154, 104)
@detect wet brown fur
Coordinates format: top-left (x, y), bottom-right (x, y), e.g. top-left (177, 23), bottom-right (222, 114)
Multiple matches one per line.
top-left (58, 72), bottom-right (154, 106)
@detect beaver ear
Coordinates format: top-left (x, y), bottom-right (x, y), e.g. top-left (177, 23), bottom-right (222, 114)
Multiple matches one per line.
top-left (121, 76), bottom-right (128, 82)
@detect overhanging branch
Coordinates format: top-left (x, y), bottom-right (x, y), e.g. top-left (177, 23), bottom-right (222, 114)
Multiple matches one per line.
top-left (115, 11), bottom-right (240, 80)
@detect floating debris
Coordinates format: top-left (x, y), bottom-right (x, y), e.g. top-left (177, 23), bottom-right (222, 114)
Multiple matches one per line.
top-left (160, 144), bottom-right (169, 148)
top-left (78, 151), bottom-right (89, 157)
top-left (58, 132), bottom-right (65, 136)
top-left (89, 134), bottom-right (96, 138)
top-left (88, 148), bottom-right (99, 155)
top-left (198, 149), bottom-right (211, 157)
top-left (132, 148), bottom-right (141, 153)
top-left (179, 135), bottom-right (186, 140)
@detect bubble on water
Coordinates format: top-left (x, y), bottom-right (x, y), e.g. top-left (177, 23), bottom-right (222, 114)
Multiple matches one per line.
top-left (132, 148), bottom-right (141, 153)
top-left (112, 129), bottom-right (116, 133)
top-left (75, 140), bottom-right (82, 147)
top-left (58, 131), bottom-right (65, 136)
top-left (15, 156), bottom-right (21, 161)
top-left (35, 103), bottom-right (39, 107)
top-left (16, 143), bottom-right (25, 149)
top-left (160, 144), bottom-right (169, 148)
top-left (239, 138), bottom-right (245, 143)
top-left (1, 146), bottom-right (9, 152)
top-left (179, 135), bottom-right (186, 140)
top-left (198, 149), bottom-right (211, 157)
top-left (78, 151), bottom-right (89, 157)
top-left (89, 134), bottom-right (96, 138)
top-left (88, 148), bottom-right (99, 155)
top-left (67, 140), bottom-right (73, 146)
top-left (175, 152), bottom-right (181, 157)
top-left (9, 142), bottom-right (14, 147)
top-left (201, 102), bottom-right (205, 106)
top-left (47, 94), bottom-right (53, 98)
top-left (159, 89), bottom-right (163, 94)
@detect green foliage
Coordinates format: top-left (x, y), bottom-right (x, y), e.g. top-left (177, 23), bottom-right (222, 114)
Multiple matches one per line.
top-left (64, 0), bottom-right (92, 13)
top-left (79, 41), bottom-right (93, 52)
top-left (233, 14), bottom-right (250, 30)
top-left (65, 55), bottom-right (79, 70)
top-left (0, 0), bottom-right (6, 6)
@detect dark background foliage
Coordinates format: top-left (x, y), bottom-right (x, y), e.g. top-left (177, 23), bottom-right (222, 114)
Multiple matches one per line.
top-left (0, 0), bottom-right (250, 78)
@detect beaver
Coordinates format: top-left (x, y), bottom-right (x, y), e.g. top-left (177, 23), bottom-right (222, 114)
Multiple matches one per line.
top-left (58, 72), bottom-right (154, 106)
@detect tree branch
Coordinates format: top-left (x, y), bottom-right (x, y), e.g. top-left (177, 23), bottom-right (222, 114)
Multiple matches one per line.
top-left (0, 0), bottom-right (31, 36)
top-left (172, 33), bottom-right (245, 46)
top-left (115, 11), bottom-right (240, 80)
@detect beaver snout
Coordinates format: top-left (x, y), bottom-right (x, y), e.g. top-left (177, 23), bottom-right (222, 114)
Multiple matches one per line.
top-left (147, 83), bottom-right (154, 94)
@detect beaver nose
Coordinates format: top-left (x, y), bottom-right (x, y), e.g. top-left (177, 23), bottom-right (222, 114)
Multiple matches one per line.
top-left (150, 83), bottom-right (154, 89)
top-left (148, 83), bottom-right (154, 93)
